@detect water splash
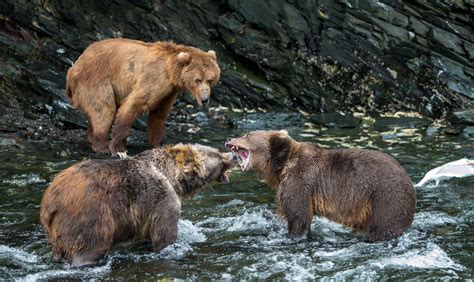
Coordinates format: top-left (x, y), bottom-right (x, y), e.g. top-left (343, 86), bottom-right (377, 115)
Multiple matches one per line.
top-left (19, 260), bottom-right (113, 281)
top-left (0, 245), bottom-right (39, 265)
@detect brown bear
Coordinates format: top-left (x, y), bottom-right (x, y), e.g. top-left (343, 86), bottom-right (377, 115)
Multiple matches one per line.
top-left (225, 130), bottom-right (416, 242)
top-left (40, 144), bottom-right (236, 268)
top-left (66, 38), bottom-right (221, 157)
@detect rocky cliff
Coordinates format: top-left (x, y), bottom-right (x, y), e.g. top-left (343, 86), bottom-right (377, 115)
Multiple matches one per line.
top-left (0, 0), bottom-right (473, 135)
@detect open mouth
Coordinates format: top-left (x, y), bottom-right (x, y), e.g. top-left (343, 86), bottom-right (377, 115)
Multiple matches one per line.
top-left (225, 143), bottom-right (251, 171)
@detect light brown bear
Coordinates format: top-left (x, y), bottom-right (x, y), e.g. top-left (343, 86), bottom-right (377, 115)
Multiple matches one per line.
top-left (66, 38), bottom-right (221, 157)
top-left (225, 130), bottom-right (416, 242)
top-left (40, 144), bottom-right (236, 268)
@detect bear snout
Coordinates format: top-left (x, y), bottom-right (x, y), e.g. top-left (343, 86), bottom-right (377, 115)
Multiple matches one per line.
top-left (200, 91), bottom-right (210, 105)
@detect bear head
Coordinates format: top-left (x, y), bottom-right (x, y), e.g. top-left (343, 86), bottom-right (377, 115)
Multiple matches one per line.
top-left (225, 130), bottom-right (292, 173)
top-left (176, 50), bottom-right (220, 106)
top-left (167, 143), bottom-right (237, 184)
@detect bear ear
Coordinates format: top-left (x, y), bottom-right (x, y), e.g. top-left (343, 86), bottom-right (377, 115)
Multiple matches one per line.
top-left (168, 144), bottom-right (203, 174)
top-left (177, 52), bottom-right (191, 64)
top-left (279, 130), bottom-right (289, 137)
top-left (207, 50), bottom-right (217, 61)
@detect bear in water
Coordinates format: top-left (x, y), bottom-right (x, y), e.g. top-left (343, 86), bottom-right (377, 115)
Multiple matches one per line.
top-left (226, 130), bottom-right (416, 242)
top-left (40, 144), bottom-right (236, 267)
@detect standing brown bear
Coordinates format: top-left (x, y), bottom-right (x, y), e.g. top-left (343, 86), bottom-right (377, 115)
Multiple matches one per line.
top-left (40, 144), bottom-right (236, 268)
top-left (66, 38), bottom-right (221, 157)
top-left (225, 130), bottom-right (416, 242)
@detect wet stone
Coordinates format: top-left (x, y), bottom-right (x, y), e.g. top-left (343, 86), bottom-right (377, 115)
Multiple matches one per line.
top-left (309, 113), bottom-right (360, 128)
top-left (239, 112), bottom-right (305, 130)
top-left (430, 27), bottom-right (465, 56)
top-left (448, 109), bottom-right (474, 125)
top-left (463, 126), bottom-right (474, 139)
top-left (425, 126), bottom-right (440, 137)
top-left (373, 116), bottom-right (430, 130)
top-left (0, 137), bottom-right (18, 147)
top-left (443, 124), bottom-right (465, 135)
top-left (194, 111), bottom-right (209, 124)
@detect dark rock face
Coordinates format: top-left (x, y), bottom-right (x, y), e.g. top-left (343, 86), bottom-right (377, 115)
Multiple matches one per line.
top-left (0, 0), bottom-right (472, 134)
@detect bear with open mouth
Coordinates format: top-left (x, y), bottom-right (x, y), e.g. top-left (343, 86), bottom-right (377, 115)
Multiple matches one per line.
top-left (225, 130), bottom-right (416, 242)
top-left (40, 144), bottom-right (237, 268)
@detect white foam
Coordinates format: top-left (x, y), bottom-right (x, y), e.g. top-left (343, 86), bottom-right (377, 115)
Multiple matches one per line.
top-left (219, 199), bottom-right (245, 208)
top-left (178, 219), bottom-right (207, 243)
top-left (237, 251), bottom-right (334, 280)
top-left (197, 208), bottom-right (285, 235)
top-left (330, 242), bottom-right (464, 279)
top-left (374, 242), bottom-right (464, 270)
top-left (156, 219), bottom-right (206, 260)
top-left (118, 219), bottom-right (207, 262)
top-left (413, 211), bottom-right (461, 229)
top-left (0, 245), bottom-right (39, 264)
top-left (19, 260), bottom-right (113, 281)
top-left (2, 174), bottom-right (46, 186)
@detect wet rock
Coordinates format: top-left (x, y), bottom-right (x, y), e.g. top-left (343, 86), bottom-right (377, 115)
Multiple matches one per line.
top-left (425, 126), bottom-right (440, 137)
top-left (0, 137), bottom-right (17, 147)
top-left (239, 112), bottom-right (305, 130)
top-left (0, 0), bottom-right (472, 140)
top-left (373, 117), bottom-right (430, 131)
top-left (430, 27), bottom-right (465, 56)
top-left (443, 124), bottom-right (466, 135)
top-left (463, 126), bottom-right (474, 139)
top-left (309, 113), bottom-right (360, 128)
top-left (194, 111), bottom-right (209, 124)
top-left (447, 109), bottom-right (474, 125)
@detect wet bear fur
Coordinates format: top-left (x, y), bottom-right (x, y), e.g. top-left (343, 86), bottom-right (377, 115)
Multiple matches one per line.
top-left (40, 144), bottom-right (236, 267)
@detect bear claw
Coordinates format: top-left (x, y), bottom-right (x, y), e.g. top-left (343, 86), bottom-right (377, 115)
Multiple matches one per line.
top-left (117, 152), bottom-right (128, 159)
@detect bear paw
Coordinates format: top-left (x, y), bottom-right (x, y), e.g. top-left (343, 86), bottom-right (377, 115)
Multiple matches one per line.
top-left (109, 140), bottom-right (128, 158)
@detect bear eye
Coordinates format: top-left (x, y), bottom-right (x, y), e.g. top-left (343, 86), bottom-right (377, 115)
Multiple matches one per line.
top-left (207, 79), bottom-right (213, 85)
top-left (195, 79), bottom-right (202, 85)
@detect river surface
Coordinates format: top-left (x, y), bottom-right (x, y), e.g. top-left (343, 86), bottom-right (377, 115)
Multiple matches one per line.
top-left (0, 112), bottom-right (472, 280)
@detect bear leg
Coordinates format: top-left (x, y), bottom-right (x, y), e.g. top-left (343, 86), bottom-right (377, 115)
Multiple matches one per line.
top-left (71, 83), bottom-right (115, 153)
top-left (367, 191), bottom-right (412, 242)
top-left (89, 109), bottom-right (115, 153)
top-left (51, 246), bottom-right (64, 262)
top-left (86, 122), bottom-right (109, 154)
top-left (150, 190), bottom-right (181, 252)
top-left (278, 181), bottom-right (314, 239)
top-left (109, 99), bottom-right (141, 156)
top-left (148, 93), bottom-right (178, 147)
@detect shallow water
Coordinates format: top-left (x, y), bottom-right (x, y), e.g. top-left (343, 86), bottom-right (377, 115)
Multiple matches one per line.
top-left (1, 112), bottom-right (473, 280)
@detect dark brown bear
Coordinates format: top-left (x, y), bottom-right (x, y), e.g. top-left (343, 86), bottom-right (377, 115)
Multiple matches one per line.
top-left (225, 130), bottom-right (416, 242)
top-left (40, 144), bottom-right (236, 268)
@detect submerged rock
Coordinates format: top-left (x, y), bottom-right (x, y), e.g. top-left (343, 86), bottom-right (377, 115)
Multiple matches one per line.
top-left (309, 113), bottom-right (360, 128)
top-left (463, 126), bottom-right (474, 139)
top-left (374, 116), bottom-right (431, 131)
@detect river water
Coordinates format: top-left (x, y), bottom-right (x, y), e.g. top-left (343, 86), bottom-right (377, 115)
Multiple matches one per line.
top-left (0, 112), bottom-right (472, 280)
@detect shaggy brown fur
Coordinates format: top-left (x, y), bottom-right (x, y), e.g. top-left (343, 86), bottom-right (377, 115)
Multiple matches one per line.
top-left (40, 144), bottom-right (236, 268)
top-left (66, 38), bottom-right (221, 155)
top-left (226, 130), bottom-right (416, 242)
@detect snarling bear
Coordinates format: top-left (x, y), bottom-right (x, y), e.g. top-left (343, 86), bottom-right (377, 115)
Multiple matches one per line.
top-left (226, 130), bottom-right (416, 242)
